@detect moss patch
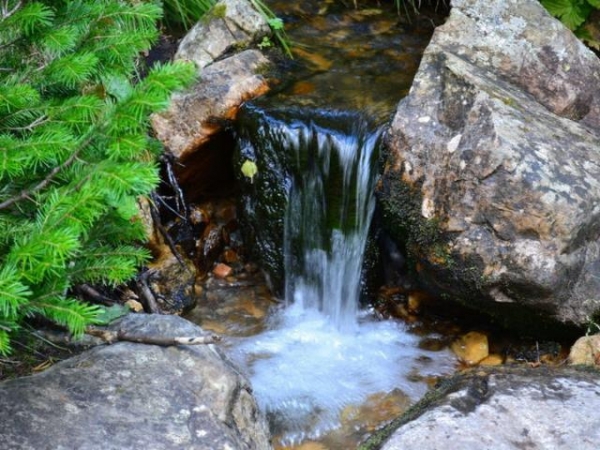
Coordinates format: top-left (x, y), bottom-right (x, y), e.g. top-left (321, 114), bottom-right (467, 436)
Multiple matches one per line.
top-left (202, 3), bottom-right (227, 23)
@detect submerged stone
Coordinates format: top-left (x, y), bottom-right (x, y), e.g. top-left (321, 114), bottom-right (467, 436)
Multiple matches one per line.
top-left (450, 331), bottom-right (489, 365)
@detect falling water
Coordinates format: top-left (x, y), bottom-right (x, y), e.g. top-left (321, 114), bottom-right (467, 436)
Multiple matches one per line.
top-left (230, 106), bottom-right (455, 445)
top-left (282, 113), bottom-right (380, 331)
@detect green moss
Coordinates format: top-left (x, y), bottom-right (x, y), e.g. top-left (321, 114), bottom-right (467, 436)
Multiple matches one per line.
top-left (213, 3), bottom-right (227, 17)
top-left (202, 3), bottom-right (227, 22)
top-left (501, 96), bottom-right (517, 107)
top-left (378, 169), bottom-right (451, 269)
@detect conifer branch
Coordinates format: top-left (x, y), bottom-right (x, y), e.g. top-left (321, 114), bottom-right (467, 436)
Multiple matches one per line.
top-left (1, 1), bottom-right (22, 20)
top-left (0, 143), bottom-right (84, 211)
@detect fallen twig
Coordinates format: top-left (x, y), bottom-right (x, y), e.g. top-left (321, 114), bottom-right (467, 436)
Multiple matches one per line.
top-left (136, 269), bottom-right (162, 314)
top-left (85, 327), bottom-right (222, 346)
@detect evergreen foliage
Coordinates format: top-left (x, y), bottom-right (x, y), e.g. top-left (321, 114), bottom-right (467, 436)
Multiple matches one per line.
top-left (0, 0), bottom-right (195, 354)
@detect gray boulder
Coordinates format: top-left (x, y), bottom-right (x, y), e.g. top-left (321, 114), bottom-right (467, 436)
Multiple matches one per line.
top-left (371, 367), bottom-right (600, 450)
top-left (151, 0), bottom-right (272, 162)
top-left (379, 0), bottom-right (600, 326)
top-left (0, 314), bottom-right (271, 450)
top-left (176, 0), bottom-right (270, 70)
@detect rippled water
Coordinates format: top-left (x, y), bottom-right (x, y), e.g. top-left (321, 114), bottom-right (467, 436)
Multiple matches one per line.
top-left (229, 305), bottom-right (455, 446)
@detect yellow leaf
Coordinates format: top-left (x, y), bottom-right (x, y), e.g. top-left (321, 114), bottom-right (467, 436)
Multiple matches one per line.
top-left (241, 160), bottom-right (258, 183)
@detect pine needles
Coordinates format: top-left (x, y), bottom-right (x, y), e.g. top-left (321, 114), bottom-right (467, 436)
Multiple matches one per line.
top-left (0, 0), bottom-right (196, 354)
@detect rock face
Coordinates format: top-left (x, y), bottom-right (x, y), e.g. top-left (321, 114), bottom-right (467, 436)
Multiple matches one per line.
top-left (151, 0), bottom-right (271, 162)
top-left (379, 0), bottom-right (600, 326)
top-left (152, 49), bottom-right (270, 161)
top-left (0, 314), bottom-right (271, 450)
top-left (375, 367), bottom-right (600, 450)
top-left (175, 0), bottom-right (270, 70)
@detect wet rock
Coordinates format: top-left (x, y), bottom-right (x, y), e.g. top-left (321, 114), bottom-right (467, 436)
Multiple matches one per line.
top-left (478, 354), bottom-right (504, 366)
top-left (0, 314), bottom-right (272, 450)
top-left (234, 105), bottom-right (381, 295)
top-left (175, 0), bottom-right (270, 70)
top-left (213, 262), bottom-right (233, 279)
top-left (451, 331), bottom-right (489, 365)
top-left (370, 366), bottom-right (600, 450)
top-left (146, 254), bottom-right (197, 314)
top-left (137, 197), bottom-right (198, 314)
top-left (379, 0), bottom-right (600, 327)
top-left (569, 334), bottom-right (600, 366)
top-left (152, 49), bottom-right (270, 161)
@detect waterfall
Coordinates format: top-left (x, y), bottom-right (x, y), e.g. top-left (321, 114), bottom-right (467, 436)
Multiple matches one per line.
top-left (236, 105), bottom-right (381, 329)
top-left (232, 105), bottom-right (454, 445)
top-left (282, 115), bottom-right (381, 331)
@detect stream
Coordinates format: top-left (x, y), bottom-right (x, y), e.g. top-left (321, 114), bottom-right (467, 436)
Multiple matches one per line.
top-left (188, 1), bottom-right (458, 448)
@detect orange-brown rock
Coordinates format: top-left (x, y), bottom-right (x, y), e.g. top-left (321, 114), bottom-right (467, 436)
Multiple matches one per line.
top-left (151, 50), bottom-right (270, 162)
top-left (478, 354), bottom-right (504, 366)
top-left (451, 331), bottom-right (489, 365)
top-left (223, 248), bottom-right (239, 264)
top-left (213, 263), bottom-right (233, 279)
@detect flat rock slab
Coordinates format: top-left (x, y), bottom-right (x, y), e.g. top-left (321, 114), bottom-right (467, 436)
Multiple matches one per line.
top-left (0, 314), bottom-right (271, 450)
top-left (374, 367), bottom-right (600, 450)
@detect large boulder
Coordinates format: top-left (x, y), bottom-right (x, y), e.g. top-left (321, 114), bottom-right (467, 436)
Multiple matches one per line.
top-left (0, 314), bottom-right (271, 450)
top-left (379, 0), bottom-right (600, 327)
top-left (151, 0), bottom-right (271, 162)
top-left (368, 367), bottom-right (600, 450)
top-left (152, 49), bottom-right (270, 162)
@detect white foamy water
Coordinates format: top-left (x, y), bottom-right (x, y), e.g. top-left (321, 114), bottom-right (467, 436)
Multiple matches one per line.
top-left (229, 304), bottom-right (455, 444)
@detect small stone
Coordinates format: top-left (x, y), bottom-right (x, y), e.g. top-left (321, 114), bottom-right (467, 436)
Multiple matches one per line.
top-left (124, 299), bottom-right (144, 313)
top-left (569, 334), bottom-right (600, 366)
top-left (407, 290), bottom-right (432, 312)
top-left (479, 354), bottom-right (504, 366)
top-left (189, 206), bottom-right (210, 225)
top-left (213, 263), bottom-right (233, 279)
top-left (451, 331), bottom-right (489, 365)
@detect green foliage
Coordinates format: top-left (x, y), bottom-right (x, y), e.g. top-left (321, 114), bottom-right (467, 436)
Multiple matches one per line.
top-left (162, 0), bottom-right (217, 29)
top-left (542, 0), bottom-right (600, 49)
top-left (0, 0), bottom-right (195, 354)
top-left (241, 159), bottom-right (258, 182)
top-left (249, 0), bottom-right (292, 57)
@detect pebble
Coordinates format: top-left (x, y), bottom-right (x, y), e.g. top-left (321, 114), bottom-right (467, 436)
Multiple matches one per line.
top-left (213, 263), bottom-right (233, 279)
top-left (451, 331), bottom-right (489, 365)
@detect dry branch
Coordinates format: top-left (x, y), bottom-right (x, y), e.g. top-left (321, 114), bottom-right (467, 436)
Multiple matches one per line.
top-left (85, 327), bottom-right (222, 346)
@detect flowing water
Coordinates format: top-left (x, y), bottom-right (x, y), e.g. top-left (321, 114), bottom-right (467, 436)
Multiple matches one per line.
top-left (227, 107), bottom-right (455, 447)
top-left (189, 2), bottom-right (457, 448)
